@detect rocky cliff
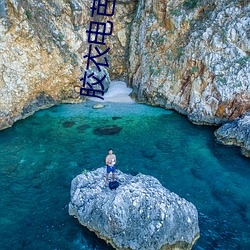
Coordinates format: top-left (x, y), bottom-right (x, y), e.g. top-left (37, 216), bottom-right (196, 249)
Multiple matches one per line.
top-left (129, 0), bottom-right (250, 125)
top-left (0, 0), bottom-right (136, 130)
top-left (69, 168), bottom-right (200, 250)
top-left (215, 112), bottom-right (250, 157)
top-left (0, 0), bottom-right (249, 135)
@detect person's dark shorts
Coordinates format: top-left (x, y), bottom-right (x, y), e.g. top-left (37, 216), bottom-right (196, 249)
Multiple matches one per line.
top-left (107, 165), bottom-right (115, 173)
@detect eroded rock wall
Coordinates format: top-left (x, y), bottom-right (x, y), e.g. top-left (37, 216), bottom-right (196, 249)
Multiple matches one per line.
top-left (1, 0), bottom-right (249, 130)
top-left (0, 0), bottom-right (136, 130)
top-left (129, 0), bottom-right (250, 124)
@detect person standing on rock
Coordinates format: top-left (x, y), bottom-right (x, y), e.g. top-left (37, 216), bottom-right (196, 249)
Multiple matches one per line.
top-left (106, 148), bottom-right (116, 185)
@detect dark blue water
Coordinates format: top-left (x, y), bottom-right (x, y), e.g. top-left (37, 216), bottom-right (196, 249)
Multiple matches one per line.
top-left (0, 101), bottom-right (249, 250)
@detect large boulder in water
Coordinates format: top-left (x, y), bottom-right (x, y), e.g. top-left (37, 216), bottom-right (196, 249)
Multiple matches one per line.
top-left (68, 168), bottom-right (200, 250)
top-left (215, 112), bottom-right (250, 157)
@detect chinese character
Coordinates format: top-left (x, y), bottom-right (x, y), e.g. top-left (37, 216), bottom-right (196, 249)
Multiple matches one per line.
top-left (86, 21), bottom-right (113, 45)
top-left (80, 71), bottom-right (106, 99)
top-left (79, 0), bottom-right (116, 100)
top-left (84, 45), bottom-right (110, 71)
top-left (91, 0), bottom-right (116, 17)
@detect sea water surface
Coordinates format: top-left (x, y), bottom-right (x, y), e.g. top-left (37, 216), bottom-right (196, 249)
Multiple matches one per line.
top-left (0, 101), bottom-right (249, 250)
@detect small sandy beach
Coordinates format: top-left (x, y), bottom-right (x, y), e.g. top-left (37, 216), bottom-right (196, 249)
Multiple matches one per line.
top-left (88, 81), bottom-right (135, 103)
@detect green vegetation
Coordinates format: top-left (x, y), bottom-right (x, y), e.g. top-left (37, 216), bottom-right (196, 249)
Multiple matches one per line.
top-left (189, 66), bottom-right (199, 74)
top-left (65, 43), bottom-right (70, 51)
top-left (183, 0), bottom-right (198, 9)
top-left (155, 68), bottom-right (162, 76)
top-left (58, 33), bottom-right (64, 41)
top-left (149, 64), bottom-right (164, 76)
top-left (25, 10), bottom-right (32, 19)
top-left (172, 68), bottom-right (178, 75)
top-left (175, 47), bottom-right (184, 60)
top-left (170, 8), bottom-right (181, 16)
top-left (218, 29), bottom-right (227, 40)
top-left (70, 57), bottom-right (79, 66)
top-left (156, 36), bottom-right (167, 45)
top-left (134, 14), bottom-right (141, 22)
top-left (149, 64), bottom-right (154, 74)
top-left (150, 12), bottom-right (157, 19)
top-left (166, 50), bottom-right (174, 61)
top-left (217, 77), bottom-right (227, 84)
top-left (235, 56), bottom-right (250, 66)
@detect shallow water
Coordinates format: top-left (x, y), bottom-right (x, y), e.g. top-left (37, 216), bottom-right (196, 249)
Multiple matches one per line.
top-left (0, 101), bottom-right (249, 250)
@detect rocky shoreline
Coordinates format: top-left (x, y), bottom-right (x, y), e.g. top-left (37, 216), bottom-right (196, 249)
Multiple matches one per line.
top-left (0, 0), bottom-right (249, 155)
top-left (69, 168), bottom-right (200, 250)
top-left (215, 112), bottom-right (250, 157)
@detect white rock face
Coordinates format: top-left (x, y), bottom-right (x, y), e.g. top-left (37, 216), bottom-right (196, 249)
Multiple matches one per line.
top-left (129, 0), bottom-right (250, 124)
top-left (69, 168), bottom-right (200, 250)
top-left (215, 112), bottom-right (250, 157)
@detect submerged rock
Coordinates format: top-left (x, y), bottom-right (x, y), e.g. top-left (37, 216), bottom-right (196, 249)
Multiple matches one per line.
top-left (141, 148), bottom-right (157, 159)
top-left (215, 113), bottom-right (250, 157)
top-left (112, 116), bottom-right (122, 120)
top-left (76, 124), bottom-right (91, 132)
top-left (69, 168), bottom-right (200, 250)
top-left (62, 121), bottom-right (75, 128)
top-left (93, 125), bottom-right (122, 136)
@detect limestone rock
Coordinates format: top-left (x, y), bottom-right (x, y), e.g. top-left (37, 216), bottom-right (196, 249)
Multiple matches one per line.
top-left (117, 28), bottom-right (127, 47)
top-left (0, 0), bottom-right (136, 130)
top-left (69, 168), bottom-right (200, 250)
top-left (93, 104), bottom-right (105, 109)
top-left (215, 112), bottom-right (250, 157)
top-left (85, 67), bottom-right (111, 93)
top-left (129, 0), bottom-right (250, 125)
top-left (1, 0), bottom-right (250, 154)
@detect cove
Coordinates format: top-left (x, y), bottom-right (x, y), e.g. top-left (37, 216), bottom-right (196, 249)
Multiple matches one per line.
top-left (0, 100), bottom-right (249, 250)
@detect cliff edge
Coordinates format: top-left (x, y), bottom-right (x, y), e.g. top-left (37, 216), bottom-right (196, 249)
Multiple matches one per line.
top-left (129, 0), bottom-right (250, 124)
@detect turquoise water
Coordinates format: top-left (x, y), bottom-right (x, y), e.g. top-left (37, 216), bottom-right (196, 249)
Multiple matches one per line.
top-left (0, 101), bottom-right (249, 250)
